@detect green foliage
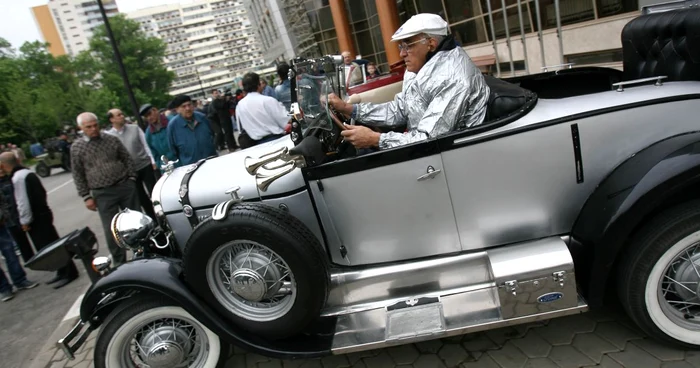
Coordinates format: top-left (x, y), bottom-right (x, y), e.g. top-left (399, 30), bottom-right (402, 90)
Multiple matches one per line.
top-left (0, 15), bottom-right (174, 146)
top-left (82, 14), bottom-right (175, 114)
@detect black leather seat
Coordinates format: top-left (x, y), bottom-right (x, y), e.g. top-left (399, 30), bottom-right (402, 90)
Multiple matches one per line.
top-left (483, 75), bottom-right (535, 122)
top-left (621, 7), bottom-right (700, 82)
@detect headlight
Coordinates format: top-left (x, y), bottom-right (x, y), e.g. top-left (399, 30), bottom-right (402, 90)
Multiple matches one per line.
top-left (110, 208), bottom-right (154, 249)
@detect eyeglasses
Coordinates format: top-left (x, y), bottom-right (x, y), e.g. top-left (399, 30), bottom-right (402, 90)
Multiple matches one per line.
top-left (398, 38), bottom-right (428, 52)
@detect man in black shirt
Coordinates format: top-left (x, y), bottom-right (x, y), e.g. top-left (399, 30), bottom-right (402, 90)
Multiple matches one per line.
top-left (0, 152), bottom-right (79, 289)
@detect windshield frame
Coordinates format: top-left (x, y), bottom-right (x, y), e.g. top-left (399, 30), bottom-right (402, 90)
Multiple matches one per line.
top-left (288, 55), bottom-right (344, 145)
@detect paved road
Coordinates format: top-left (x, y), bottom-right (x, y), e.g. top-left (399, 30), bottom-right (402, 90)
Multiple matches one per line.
top-left (0, 168), bottom-right (112, 368)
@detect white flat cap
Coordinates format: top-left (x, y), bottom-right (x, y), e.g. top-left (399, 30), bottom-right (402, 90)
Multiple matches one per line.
top-left (391, 13), bottom-right (449, 42)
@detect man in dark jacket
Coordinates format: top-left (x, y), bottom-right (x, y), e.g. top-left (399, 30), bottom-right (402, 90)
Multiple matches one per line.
top-left (0, 152), bottom-right (79, 289)
top-left (0, 171), bottom-right (34, 263)
top-left (207, 89), bottom-right (238, 152)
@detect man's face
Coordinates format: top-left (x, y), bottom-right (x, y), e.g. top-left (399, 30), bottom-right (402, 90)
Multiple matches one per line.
top-left (177, 101), bottom-right (194, 119)
top-left (144, 107), bottom-right (159, 124)
top-left (212, 90), bottom-right (220, 99)
top-left (109, 109), bottom-right (125, 126)
top-left (399, 35), bottom-right (434, 73)
top-left (81, 118), bottom-right (100, 139)
top-left (342, 52), bottom-right (352, 65)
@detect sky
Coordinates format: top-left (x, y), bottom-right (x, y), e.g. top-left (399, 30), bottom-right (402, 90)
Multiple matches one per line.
top-left (0, 0), bottom-right (188, 50)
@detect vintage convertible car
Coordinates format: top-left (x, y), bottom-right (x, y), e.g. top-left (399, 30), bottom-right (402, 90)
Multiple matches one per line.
top-left (57, 3), bottom-right (700, 367)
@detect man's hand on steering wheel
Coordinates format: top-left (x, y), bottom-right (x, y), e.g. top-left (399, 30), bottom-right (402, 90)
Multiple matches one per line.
top-left (326, 93), bottom-right (353, 117)
top-left (341, 125), bottom-right (380, 149)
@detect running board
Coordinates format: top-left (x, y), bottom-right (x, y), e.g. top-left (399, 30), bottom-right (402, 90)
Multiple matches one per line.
top-left (328, 236), bottom-right (587, 353)
top-left (331, 293), bottom-right (588, 354)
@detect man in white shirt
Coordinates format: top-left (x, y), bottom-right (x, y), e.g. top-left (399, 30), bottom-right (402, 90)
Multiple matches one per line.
top-left (105, 109), bottom-right (157, 220)
top-left (235, 72), bottom-right (290, 147)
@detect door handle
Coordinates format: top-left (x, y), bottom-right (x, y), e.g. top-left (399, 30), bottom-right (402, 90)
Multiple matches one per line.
top-left (417, 165), bottom-right (441, 181)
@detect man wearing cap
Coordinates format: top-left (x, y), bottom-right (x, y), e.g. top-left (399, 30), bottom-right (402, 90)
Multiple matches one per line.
top-left (328, 13), bottom-right (489, 150)
top-left (140, 103), bottom-right (174, 174)
top-left (167, 94), bottom-right (218, 166)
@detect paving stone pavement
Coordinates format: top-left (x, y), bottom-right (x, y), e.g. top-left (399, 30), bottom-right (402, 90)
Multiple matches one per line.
top-left (41, 305), bottom-right (700, 368)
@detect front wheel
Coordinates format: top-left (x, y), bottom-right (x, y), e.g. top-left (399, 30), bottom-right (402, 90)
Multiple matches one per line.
top-left (35, 162), bottom-right (50, 177)
top-left (94, 296), bottom-right (228, 368)
top-left (618, 201), bottom-right (700, 349)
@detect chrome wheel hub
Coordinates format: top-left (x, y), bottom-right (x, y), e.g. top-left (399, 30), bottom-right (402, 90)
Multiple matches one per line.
top-left (232, 268), bottom-right (268, 301)
top-left (138, 324), bottom-right (193, 367)
top-left (206, 240), bottom-right (297, 322)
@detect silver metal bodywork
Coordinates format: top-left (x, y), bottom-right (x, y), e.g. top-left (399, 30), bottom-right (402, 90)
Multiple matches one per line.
top-left (155, 81), bottom-right (700, 262)
top-left (150, 79), bottom-right (700, 352)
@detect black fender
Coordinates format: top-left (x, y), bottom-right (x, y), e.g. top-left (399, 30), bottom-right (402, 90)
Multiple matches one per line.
top-left (571, 131), bottom-right (700, 307)
top-left (81, 257), bottom-right (334, 359)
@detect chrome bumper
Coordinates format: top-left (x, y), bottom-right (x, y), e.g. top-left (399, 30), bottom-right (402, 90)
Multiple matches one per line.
top-left (57, 319), bottom-right (95, 360)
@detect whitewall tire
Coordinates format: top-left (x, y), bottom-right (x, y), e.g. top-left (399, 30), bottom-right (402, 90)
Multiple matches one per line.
top-left (618, 201), bottom-right (700, 348)
top-left (94, 296), bottom-right (227, 368)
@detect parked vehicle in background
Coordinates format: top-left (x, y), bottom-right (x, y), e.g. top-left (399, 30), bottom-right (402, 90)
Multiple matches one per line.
top-left (34, 138), bottom-right (71, 177)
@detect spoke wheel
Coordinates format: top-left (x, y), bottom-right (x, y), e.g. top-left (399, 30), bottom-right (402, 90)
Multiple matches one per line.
top-left (95, 297), bottom-right (225, 368)
top-left (619, 200), bottom-right (700, 348)
top-left (183, 203), bottom-right (330, 339)
top-left (206, 240), bottom-right (297, 322)
top-left (647, 233), bottom-right (700, 340)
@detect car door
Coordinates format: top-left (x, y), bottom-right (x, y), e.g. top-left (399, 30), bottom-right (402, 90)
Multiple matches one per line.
top-left (304, 142), bottom-right (461, 266)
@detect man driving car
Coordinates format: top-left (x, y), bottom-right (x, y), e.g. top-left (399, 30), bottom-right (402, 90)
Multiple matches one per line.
top-left (327, 13), bottom-right (490, 150)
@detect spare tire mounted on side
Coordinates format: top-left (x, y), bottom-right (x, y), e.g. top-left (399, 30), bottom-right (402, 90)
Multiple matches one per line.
top-left (183, 202), bottom-right (330, 340)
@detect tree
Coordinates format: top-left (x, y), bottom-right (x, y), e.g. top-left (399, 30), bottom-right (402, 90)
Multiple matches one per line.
top-left (81, 14), bottom-right (175, 115)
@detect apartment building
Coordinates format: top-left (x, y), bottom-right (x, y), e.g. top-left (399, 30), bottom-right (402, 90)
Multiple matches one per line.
top-left (31, 0), bottom-right (119, 57)
top-left (127, 0), bottom-right (266, 99)
top-left (243, 0), bottom-right (324, 65)
top-left (295, 0), bottom-right (645, 76)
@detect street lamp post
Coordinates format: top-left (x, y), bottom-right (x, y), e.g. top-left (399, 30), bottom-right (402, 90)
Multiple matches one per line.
top-left (96, 0), bottom-right (144, 127)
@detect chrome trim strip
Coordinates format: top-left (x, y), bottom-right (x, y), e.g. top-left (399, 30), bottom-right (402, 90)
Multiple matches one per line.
top-left (613, 76), bottom-right (667, 91)
top-left (322, 251), bottom-right (492, 316)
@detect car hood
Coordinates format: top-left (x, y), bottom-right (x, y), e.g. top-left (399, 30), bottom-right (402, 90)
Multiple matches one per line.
top-left (156, 136), bottom-right (306, 213)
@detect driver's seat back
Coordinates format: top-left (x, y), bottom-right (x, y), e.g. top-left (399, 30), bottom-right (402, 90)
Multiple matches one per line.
top-left (483, 75), bottom-right (535, 123)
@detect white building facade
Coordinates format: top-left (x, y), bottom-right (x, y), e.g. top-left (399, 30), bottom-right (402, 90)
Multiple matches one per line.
top-left (44, 0), bottom-right (119, 57)
top-left (243, 0), bottom-right (323, 66)
top-left (127, 0), bottom-right (266, 99)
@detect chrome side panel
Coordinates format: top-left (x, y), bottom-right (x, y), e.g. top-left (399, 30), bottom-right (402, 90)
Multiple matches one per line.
top-left (488, 237), bottom-right (578, 319)
top-left (313, 154), bottom-right (461, 265)
top-left (323, 251), bottom-right (492, 316)
top-left (443, 97), bottom-right (700, 251)
top-left (329, 236), bottom-right (584, 353)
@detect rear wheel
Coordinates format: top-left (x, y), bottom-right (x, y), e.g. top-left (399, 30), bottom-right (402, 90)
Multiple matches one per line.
top-left (618, 201), bottom-right (700, 348)
top-left (35, 162), bottom-right (50, 177)
top-left (94, 296), bottom-right (227, 368)
top-left (184, 203), bottom-right (329, 340)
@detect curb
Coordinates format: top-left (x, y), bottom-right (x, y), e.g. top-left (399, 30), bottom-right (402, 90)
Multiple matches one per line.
top-left (26, 289), bottom-right (87, 368)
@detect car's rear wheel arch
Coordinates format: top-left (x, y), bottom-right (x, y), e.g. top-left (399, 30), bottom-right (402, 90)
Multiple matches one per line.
top-left (571, 133), bottom-right (700, 307)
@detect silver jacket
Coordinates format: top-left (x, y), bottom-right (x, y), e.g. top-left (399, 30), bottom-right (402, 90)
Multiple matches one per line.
top-left (355, 46), bottom-right (490, 150)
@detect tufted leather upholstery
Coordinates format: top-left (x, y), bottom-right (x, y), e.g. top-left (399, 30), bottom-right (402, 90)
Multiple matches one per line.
top-left (483, 75), bottom-right (535, 122)
top-left (621, 8), bottom-right (700, 82)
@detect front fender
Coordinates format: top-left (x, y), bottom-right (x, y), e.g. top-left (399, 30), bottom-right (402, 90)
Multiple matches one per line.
top-left (81, 257), bottom-right (333, 359)
top-left (572, 131), bottom-right (700, 306)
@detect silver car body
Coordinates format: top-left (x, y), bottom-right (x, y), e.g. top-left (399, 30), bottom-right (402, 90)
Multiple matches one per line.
top-left (149, 77), bottom-right (700, 351)
top-left (155, 81), bottom-right (700, 265)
